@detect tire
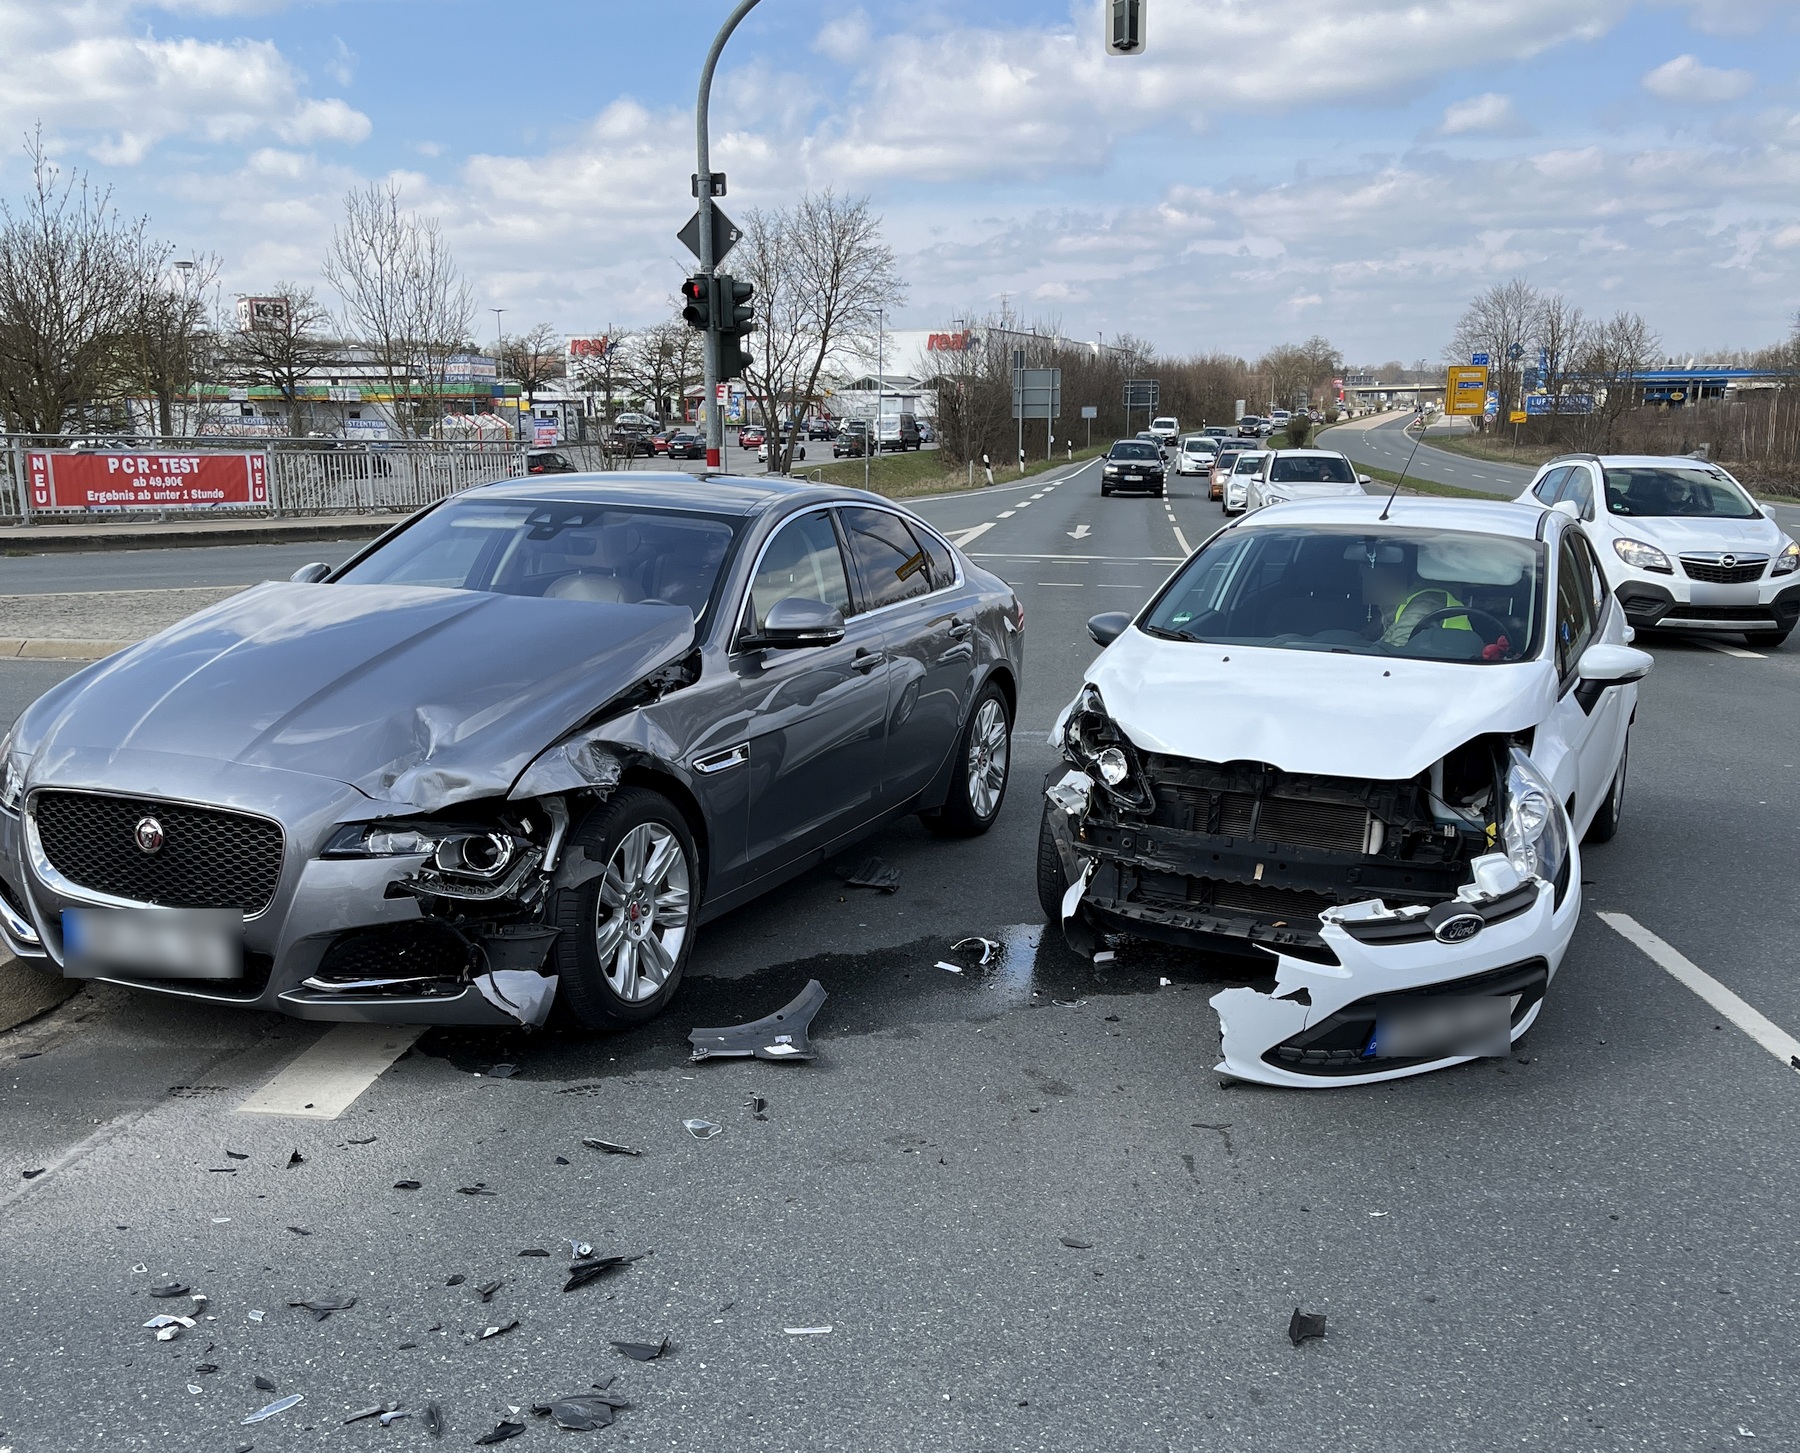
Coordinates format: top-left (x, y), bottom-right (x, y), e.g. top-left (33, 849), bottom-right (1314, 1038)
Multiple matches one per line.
top-left (552, 788), bottom-right (698, 1029)
top-left (1584, 736), bottom-right (1628, 844)
top-left (1101, 484), bottom-right (1112, 496)
top-left (1748, 628), bottom-right (1791, 649)
top-left (1036, 802), bottom-right (1069, 923)
top-left (924, 682), bottom-right (1012, 837)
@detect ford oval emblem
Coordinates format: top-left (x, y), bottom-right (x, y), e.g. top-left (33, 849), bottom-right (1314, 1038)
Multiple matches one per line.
top-left (1434, 912), bottom-right (1482, 945)
top-left (134, 816), bottom-right (165, 855)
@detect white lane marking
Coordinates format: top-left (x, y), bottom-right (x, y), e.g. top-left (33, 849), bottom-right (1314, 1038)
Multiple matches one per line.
top-left (1015, 500), bottom-right (1031, 508)
top-left (947, 522), bottom-right (994, 548)
top-left (1067, 524), bottom-right (1092, 540)
top-left (1172, 526), bottom-right (1193, 555)
top-left (1095, 583), bottom-right (1144, 589)
top-left (1599, 912), bottom-right (1800, 1073)
top-left (1687, 638), bottom-right (1764, 660)
top-left (1036, 582), bottom-right (1084, 587)
top-left (997, 510), bottom-right (1015, 518)
top-left (237, 1024), bottom-right (424, 1120)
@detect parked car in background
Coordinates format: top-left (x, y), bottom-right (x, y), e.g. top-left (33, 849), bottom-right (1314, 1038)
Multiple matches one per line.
top-left (1175, 437), bottom-right (1217, 478)
top-left (738, 425), bottom-right (766, 449)
top-left (1149, 416), bottom-right (1180, 444)
top-left (917, 420), bottom-right (935, 445)
top-left (665, 431), bottom-right (707, 461)
top-left (526, 450), bottom-right (578, 475)
top-left (0, 476), bottom-right (1025, 1032)
top-left (833, 421), bottom-right (873, 458)
top-left (875, 415), bottom-right (923, 452)
top-left (1101, 439), bottom-right (1167, 497)
top-left (650, 429), bottom-right (675, 455)
top-left (758, 438), bottom-right (807, 465)
top-left (1244, 449), bottom-right (1370, 513)
top-left (1041, 495), bottom-right (1650, 1087)
top-left (806, 418), bottom-right (837, 440)
top-left (1516, 454), bottom-right (1800, 648)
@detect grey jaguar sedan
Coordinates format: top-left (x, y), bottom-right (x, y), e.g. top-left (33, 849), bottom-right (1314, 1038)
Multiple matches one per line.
top-left (0, 475), bottom-right (1024, 1029)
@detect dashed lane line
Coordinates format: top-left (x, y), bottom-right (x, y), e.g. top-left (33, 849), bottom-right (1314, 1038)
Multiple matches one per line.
top-left (998, 510), bottom-right (1015, 518)
top-left (1172, 525), bottom-right (1193, 555)
top-left (1035, 582), bottom-right (1084, 587)
top-left (1599, 912), bottom-right (1800, 1075)
top-left (237, 1023), bottom-right (424, 1119)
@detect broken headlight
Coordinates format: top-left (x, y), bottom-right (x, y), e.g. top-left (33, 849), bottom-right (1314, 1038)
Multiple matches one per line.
top-left (325, 823), bottom-right (442, 858)
top-left (1499, 750), bottom-right (1570, 904)
top-left (1059, 685), bottom-right (1152, 810)
top-left (0, 724), bottom-right (28, 814)
top-left (324, 824), bottom-right (523, 882)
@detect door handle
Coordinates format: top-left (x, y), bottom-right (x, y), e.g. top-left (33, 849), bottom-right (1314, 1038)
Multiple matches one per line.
top-left (949, 618), bottom-right (974, 639)
top-left (852, 648), bottom-right (885, 673)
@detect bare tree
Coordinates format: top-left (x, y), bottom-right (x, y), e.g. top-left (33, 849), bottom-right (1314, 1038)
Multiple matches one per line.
top-left (739, 191), bottom-right (905, 474)
top-left (1530, 293), bottom-right (1589, 437)
top-left (498, 322), bottom-right (563, 418)
top-left (1449, 278), bottom-right (1542, 427)
top-left (218, 283), bottom-right (338, 437)
top-left (0, 132), bottom-right (147, 436)
top-left (125, 251), bottom-right (220, 437)
top-left (322, 181), bottom-right (475, 439)
top-left (1581, 311), bottom-right (1660, 449)
top-left (567, 328), bottom-right (636, 467)
top-left (621, 317), bottom-right (701, 423)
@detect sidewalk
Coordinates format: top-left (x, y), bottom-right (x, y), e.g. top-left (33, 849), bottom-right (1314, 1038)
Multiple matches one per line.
top-left (0, 513), bottom-right (397, 554)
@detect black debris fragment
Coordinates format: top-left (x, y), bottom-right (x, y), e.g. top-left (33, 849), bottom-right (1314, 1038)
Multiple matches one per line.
top-left (610, 1336), bottom-right (669, 1362)
top-left (208, 1167), bottom-right (238, 1174)
top-left (518, 1249), bottom-right (549, 1257)
top-left (563, 1252), bottom-right (647, 1293)
top-left (398, 1342), bottom-right (417, 1350)
top-left (288, 1294), bottom-right (356, 1321)
top-left (344, 1406), bottom-right (386, 1424)
top-left (475, 1420), bottom-right (525, 1444)
top-left (254, 1376), bottom-right (277, 1392)
top-left (1288, 1309), bottom-right (1328, 1347)
top-left (747, 1095), bottom-right (768, 1120)
top-left (487, 1064), bottom-right (518, 1079)
top-left (457, 1184), bottom-right (497, 1196)
top-left (479, 1318), bottom-right (519, 1340)
top-left (194, 1363), bottom-right (219, 1374)
top-left (1058, 1237), bottom-right (1093, 1250)
top-left (422, 1402), bottom-right (444, 1437)
top-left (393, 1180), bottom-right (421, 1190)
top-left (347, 1136), bottom-right (377, 1145)
top-left (476, 1280), bottom-right (503, 1302)
top-left (581, 1138), bottom-right (642, 1157)
top-left (545, 1393), bottom-right (626, 1430)
top-left (149, 1281), bottom-right (192, 1298)
top-left (446, 1275), bottom-right (466, 1287)
top-left (838, 857), bottom-right (900, 892)
top-left (21, 1168), bottom-right (44, 1179)
top-left (286, 1226), bottom-right (312, 1237)
top-left (225, 1151), bottom-right (249, 1160)
top-left (688, 979), bottom-right (827, 1063)
top-left (553, 1156), bottom-right (570, 1165)
top-left (286, 1150), bottom-right (304, 1168)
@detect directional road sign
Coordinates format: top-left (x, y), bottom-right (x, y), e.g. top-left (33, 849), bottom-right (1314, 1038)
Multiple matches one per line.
top-left (1014, 368), bottom-right (1062, 421)
top-left (1445, 365), bottom-right (1490, 417)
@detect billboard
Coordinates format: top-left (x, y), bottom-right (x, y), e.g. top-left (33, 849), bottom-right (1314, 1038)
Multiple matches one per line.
top-left (25, 451), bottom-right (269, 511)
top-left (236, 296), bottom-right (290, 332)
top-left (926, 331), bottom-right (972, 352)
top-left (1525, 393), bottom-right (1594, 416)
top-left (1445, 365), bottom-right (1489, 417)
top-left (568, 336), bottom-right (613, 360)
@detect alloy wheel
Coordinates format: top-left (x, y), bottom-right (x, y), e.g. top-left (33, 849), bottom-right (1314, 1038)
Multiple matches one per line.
top-left (967, 697), bottom-right (1010, 820)
top-left (592, 823), bottom-right (691, 1003)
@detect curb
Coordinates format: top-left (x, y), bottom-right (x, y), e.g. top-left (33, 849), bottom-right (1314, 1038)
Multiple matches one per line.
top-left (0, 954), bottom-right (78, 1035)
top-left (0, 517), bottom-right (394, 555)
top-left (0, 639), bottom-right (131, 662)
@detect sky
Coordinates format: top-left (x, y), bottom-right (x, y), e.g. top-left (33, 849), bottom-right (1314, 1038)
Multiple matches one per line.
top-left (2, 0), bottom-right (1798, 364)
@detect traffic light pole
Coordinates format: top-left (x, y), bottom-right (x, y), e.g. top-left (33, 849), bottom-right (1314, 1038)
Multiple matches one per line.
top-left (695, 0), bottom-right (763, 475)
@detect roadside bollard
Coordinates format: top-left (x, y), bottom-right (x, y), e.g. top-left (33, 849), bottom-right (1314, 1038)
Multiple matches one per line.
top-left (983, 453), bottom-right (993, 486)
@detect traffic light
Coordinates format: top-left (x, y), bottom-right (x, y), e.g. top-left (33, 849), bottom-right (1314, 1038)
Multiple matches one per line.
top-left (1106, 0), bottom-right (1144, 54)
top-left (715, 273), bottom-right (756, 381)
top-left (680, 275), bottom-right (711, 330)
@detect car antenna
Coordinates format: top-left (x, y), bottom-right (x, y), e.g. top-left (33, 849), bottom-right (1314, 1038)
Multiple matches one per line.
top-left (1377, 425), bottom-right (1427, 522)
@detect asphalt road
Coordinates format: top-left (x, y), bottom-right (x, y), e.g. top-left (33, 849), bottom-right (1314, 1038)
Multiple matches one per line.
top-left (3, 467), bottom-right (1799, 1450)
top-left (1326, 414), bottom-right (1534, 498)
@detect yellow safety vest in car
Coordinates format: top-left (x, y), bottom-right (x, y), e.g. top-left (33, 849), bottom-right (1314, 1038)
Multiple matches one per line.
top-left (1384, 587), bottom-right (1470, 646)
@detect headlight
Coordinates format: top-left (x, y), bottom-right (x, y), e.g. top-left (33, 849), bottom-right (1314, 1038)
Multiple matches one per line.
top-left (1060, 686), bottom-right (1152, 810)
top-left (1612, 537), bottom-right (1671, 574)
top-left (325, 823), bottom-right (442, 858)
top-left (1094, 747), bottom-right (1129, 785)
top-left (1773, 541), bottom-right (1799, 577)
top-left (0, 729), bottom-right (25, 813)
top-left (1265, 491), bottom-right (1289, 505)
top-left (1500, 750), bottom-right (1571, 906)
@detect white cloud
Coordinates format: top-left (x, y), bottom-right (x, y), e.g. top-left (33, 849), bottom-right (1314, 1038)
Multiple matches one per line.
top-left (814, 11), bottom-right (872, 65)
top-left (1439, 93), bottom-right (1522, 135)
top-left (1642, 54), bottom-right (1755, 104)
top-left (1655, 0), bottom-right (1784, 38)
top-left (0, 2), bottom-right (369, 165)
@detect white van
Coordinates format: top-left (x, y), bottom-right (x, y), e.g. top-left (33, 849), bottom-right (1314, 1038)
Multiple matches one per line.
top-left (1149, 416), bottom-right (1179, 443)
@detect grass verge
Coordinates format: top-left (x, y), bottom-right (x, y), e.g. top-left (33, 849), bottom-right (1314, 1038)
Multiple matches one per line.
top-left (801, 443), bottom-right (1113, 500)
top-left (1352, 461), bottom-right (1495, 500)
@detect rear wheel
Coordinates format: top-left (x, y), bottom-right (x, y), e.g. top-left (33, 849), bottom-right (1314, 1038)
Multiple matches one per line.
top-left (1036, 804), bottom-right (1069, 922)
top-left (1584, 736), bottom-right (1629, 844)
top-left (924, 682), bottom-right (1012, 837)
top-left (1748, 628), bottom-right (1791, 649)
top-left (553, 788), bottom-right (698, 1029)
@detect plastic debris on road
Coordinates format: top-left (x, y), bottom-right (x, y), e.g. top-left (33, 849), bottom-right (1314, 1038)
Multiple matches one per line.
top-left (254, 1376), bottom-right (277, 1392)
top-left (838, 857), bottom-right (900, 893)
top-left (457, 1184), bottom-right (498, 1196)
top-left (379, 1409), bottom-right (411, 1427)
top-left (540, 1392), bottom-right (627, 1430)
top-left (487, 1064), bottom-right (519, 1079)
top-left (784, 1325), bottom-right (833, 1335)
top-left (473, 970), bottom-right (558, 1028)
top-left (393, 1180), bottom-right (422, 1190)
top-left (288, 1294), bottom-right (356, 1321)
top-left (1058, 1237), bottom-right (1094, 1250)
top-left (682, 1119), bottom-right (722, 1140)
top-left (687, 979), bottom-right (827, 1063)
top-left (582, 1137), bottom-right (643, 1157)
top-left (476, 1280), bottom-right (504, 1302)
top-left (344, 1405), bottom-right (387, 1424)
top-left (422, 1402), bottom-right (444, 1436)
top-left (1288, 1309), bottom-right (1327, 1347)
top-left (564, 1251), bottom-right (647, 1293)
top-left (610, 1336), bottom-right (669, 1362)
top-left (21, 1167), bottom-right (45, 1179)
top-left (479, 1318), bottom-right (520, 1340)
top-left (475, 1419), bottom-right (526, 1444)
top-left (746, 1095), bottom-right (768, 1120)
top-left (242, 1393), bottom-right (304, 1425)
top-left (285, 1150), bottom-right (304, 1168)
top-left (247, 1310), bottom-right (265, 1324)
top-left (148, 1281), bottom-right (191, 1298)
top-left (517, 1248), bottom-right (550, 1258)
top-left (935, 961), bottom-right (963, 974)
top-left (951, 936), bottom-right (1000, 964)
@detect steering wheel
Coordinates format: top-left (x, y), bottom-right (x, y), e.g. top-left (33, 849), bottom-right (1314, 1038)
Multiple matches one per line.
top-left (1405, 606), bottom-right (1514, 646)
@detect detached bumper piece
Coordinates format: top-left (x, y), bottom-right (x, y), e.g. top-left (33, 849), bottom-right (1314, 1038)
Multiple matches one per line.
top-left (688, 979), bottom-right (828, 1063)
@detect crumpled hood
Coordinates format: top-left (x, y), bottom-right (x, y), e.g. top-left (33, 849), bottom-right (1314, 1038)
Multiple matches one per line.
top-left (1620, 513), bottom-right (1788, 555)
top-left (1082, 626), bottom-right (1556, 781)
top-left (18, 582), bottom-right (694, 809)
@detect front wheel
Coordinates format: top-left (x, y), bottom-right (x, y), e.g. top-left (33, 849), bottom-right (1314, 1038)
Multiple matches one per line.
top-left (1748, 628), bottom-right (1791, 649)
top-left (553, 788), bottom-right (698, 1029)
top-left (1036, 803), bottom-right (1069, 923)
top-left (1584, 736), bottom-right (1629, 844)
top-left (924, 682), bottom-right (1012, 837)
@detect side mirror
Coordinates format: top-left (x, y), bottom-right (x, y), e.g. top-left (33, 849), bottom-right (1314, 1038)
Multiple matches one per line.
top-left (1087, 611), bottom-right (1131, 647)
top-left (1357, 474), bottom-right (1372, 485)
top-left (1577, 643), bottom-right (1653, 686)
top-left (290, 562), bottom-right (332, 584)
top-left (748, 596), bottom-right (846, 649)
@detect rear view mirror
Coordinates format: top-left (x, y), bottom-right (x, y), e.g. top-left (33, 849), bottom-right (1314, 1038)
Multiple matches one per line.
top-left (1577, 643), bottom-right (1653, 686)
top-left (1087, 611), bottom-right (1131, 647)
top-left (289, 562), bottom-right (331, 583)
top-left (749, 596), bottom-right (846, 649)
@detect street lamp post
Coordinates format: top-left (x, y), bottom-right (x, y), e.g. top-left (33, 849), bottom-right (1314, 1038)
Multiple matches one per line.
top-left (490, 308), bottom-right (511, 440)
top-left (695, 0), bottom-right (764, 475)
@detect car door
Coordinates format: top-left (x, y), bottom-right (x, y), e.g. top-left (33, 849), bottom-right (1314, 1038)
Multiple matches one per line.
top-left (1534, 527), bottom-right (1614, 830)
top-left (730, 509), bottom-right (892, 881)
top-left (835, 505), bottom-right (974, 810)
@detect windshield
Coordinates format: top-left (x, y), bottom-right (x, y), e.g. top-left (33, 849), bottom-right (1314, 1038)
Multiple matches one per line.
top-left (1111, 442), bottom-right (1161, 461)
top-left (1232, 455), bottom-right (1266, 475)
top-left (1142, 525), bottom-right (1543, 664)
top-left (1604, 466), bottom-right (1758, 519)
top-left (337, 498), bottom-right (740, 620)
top-left (1269, 455), bottom-right (1356, 484)
top-left (1182, 439), bottom-right (1212, 453)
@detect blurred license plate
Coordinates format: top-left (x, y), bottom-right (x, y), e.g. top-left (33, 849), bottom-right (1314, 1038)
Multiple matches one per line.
top-left (62, 907), bottom-right (242, 980)
top-left (1124, 473), bottom-right (1143, 481)
top-left (1372, 994), bottom-right (1515, 1059)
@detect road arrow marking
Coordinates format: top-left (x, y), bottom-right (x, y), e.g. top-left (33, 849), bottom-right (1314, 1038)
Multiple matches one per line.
top-left (1067, 524), bottom-right (1091, 541)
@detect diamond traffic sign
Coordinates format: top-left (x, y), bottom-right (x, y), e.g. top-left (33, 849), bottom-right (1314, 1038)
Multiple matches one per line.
top-left (677, 206), bottom-right (741, 264)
